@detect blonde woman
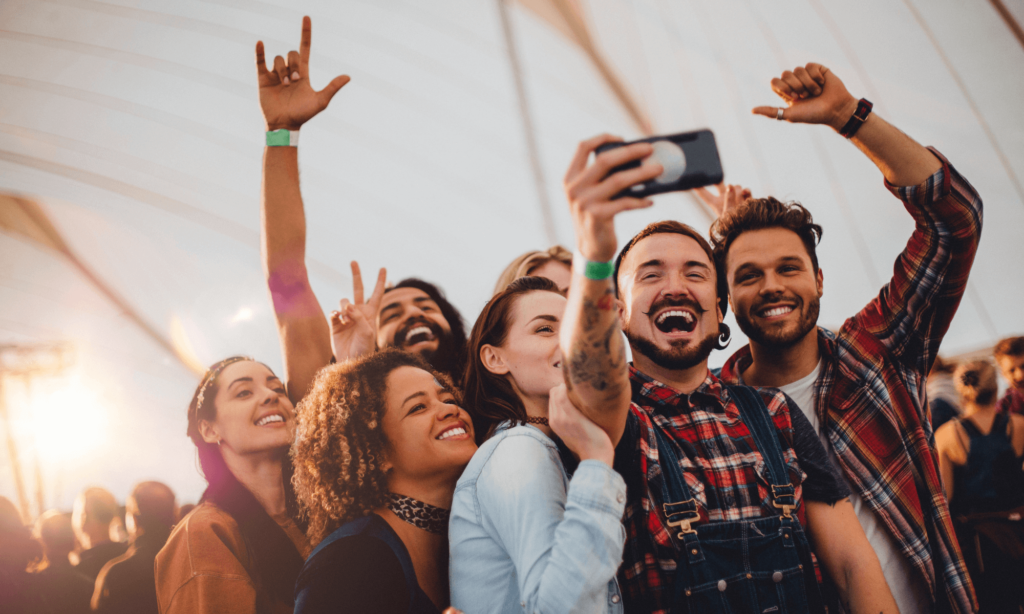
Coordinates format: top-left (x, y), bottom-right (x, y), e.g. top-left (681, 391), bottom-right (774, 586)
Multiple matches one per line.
top-left (493, 246), bottom-right (572, 294)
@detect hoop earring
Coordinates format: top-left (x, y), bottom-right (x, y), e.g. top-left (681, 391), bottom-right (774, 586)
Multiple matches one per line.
top-left (714, 323), bottom-right (731, 350)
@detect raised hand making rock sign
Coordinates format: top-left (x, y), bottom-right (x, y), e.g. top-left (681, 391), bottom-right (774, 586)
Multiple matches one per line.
top-left (256, 16), bottom-right (350, 132)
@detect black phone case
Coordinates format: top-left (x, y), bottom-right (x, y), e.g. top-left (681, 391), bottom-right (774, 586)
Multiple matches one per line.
top-left (595, 129), bottom-right (724, 199)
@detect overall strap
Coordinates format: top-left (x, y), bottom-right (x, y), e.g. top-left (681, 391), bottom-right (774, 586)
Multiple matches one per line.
top-left (307, 515), bottom-right (418, 611)
top-left (727, 386), bottom-right (796, 517)
top-left (650, 417), bottom-right (702, 545)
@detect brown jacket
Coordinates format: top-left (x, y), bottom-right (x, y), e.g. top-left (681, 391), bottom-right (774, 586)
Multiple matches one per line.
top-left (154, 502), bottom-right (309, 614)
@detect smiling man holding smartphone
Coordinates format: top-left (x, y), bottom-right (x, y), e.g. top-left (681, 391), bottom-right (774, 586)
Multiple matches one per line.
top-left (713, 63), bottom-right (981, 614)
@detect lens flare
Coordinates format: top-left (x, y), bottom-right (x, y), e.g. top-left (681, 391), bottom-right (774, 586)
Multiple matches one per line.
top-left (29, 376), bottom-right (109, 464)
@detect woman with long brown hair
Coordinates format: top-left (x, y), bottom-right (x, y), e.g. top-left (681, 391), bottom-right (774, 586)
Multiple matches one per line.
top-left (155, 357), bottom-right (308, 614)
top-left (291, 349), bottom-right (475, 614)
top-left (450, 276), bottom-right (627, 613)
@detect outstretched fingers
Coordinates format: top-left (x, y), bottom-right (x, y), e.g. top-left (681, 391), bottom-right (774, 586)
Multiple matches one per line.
top-left (300, 15), bottom-right (312, 68)
top-left (255, 41), bottom-right (270, 77)
top-left (350, 261), bottom-right (365, 304)
top-left (318, 75), bottom-right (351, 108)
top-left (367, 267), bottom-right (387, 312)
top-left (752, 105), bottom-right (783, 119)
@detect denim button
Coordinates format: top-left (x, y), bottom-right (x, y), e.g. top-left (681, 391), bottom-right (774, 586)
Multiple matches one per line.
top-left (612, 595), bottom-right (620, 604)
top-left (773, 571), bottom-right (783, 583)
top-left (717, 579), bottom-right (727, 592)
top-left (616, 492), bottom-right (625, 503)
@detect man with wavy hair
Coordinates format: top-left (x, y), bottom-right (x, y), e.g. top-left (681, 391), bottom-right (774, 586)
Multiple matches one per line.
top-left (711, 62), bottom-right (981, 614)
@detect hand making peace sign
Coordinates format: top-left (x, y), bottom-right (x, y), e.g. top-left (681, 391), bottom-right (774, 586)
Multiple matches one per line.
top-left (255, 16), bottom-right (350, 131)
top-left (330, 262), bottom-right (388, 363)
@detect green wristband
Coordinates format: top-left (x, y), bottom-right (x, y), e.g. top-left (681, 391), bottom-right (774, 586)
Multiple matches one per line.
top-left (266, 129), bottom-right (299, 147)
top-left (573, 251), bottom-right (615, 280)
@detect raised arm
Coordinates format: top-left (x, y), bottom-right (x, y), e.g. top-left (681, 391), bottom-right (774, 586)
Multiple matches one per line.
top-left (559, 134), bottom-right (661, 445)
top-left (753, 64), bottom-right (982, 374)
top-left (257, 16), bottom-right (350, 403)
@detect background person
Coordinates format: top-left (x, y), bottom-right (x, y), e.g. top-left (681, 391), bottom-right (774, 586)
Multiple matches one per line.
top-left (291, 350), bottom-right (476, 614)
top-left (257, 17), bottom-right (467, 403)
top-left (155, 357), bottom-right (309, 614)
top-left (929, 356), bottom-right (963, 431)
top-left (33, 510), bottom-right (92, 614)
top-left (71, 487), bottom-right (126, 581)
top-left (995, 336), bottom-right (1024, 415)
top-left (492, 246), bottom-right (573, 294)
top-left (712, 62), bottom-right (982, 614)
top-left (935, 360), bottom-right (1024, 613)
top-left (0, 496), bottom-right (47, 614)
top-left (450, 276), bottom-right (627, 613)
top-left (93, 481), bottom-right (177, 614)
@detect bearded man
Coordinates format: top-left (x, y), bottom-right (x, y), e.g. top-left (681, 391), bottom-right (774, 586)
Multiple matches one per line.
top-left (713, 63), bottom-right (981, 614)
top-left (556, 131), bottom-right (898, 614)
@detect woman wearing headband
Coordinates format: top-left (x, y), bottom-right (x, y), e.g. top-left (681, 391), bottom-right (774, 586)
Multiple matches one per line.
top-left (449, 276), bottom-right (627, 613)
top-left (155, 357), bottom-right (308, 614)
top-left (291, 349), bottom-right (475, 614)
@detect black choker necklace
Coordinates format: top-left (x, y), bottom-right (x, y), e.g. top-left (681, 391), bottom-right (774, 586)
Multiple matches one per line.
top-left (386, 493), bottom-right (450, 535)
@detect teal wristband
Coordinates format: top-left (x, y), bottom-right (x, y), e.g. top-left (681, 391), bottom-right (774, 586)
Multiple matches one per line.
top-left (573, 251), bottom-right (615, 280)
top-left (266, 129), bottom-right (299, 147)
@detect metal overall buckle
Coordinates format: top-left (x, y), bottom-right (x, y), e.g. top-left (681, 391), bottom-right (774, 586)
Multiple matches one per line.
top-left (663, 499), bottom-right (701, 539)
top-left (770, 485), bottom-right (795, 519)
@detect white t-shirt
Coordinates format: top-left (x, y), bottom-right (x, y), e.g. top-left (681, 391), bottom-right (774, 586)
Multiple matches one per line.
top-left (778, 362), bottom-right (930, 614)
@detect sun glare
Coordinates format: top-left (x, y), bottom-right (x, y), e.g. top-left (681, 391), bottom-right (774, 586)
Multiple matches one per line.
top-left (29, 376), bottom-right (109, 464)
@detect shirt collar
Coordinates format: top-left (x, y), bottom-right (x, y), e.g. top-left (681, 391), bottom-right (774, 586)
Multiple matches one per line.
top-left (719, 326), bottom-right (838, 384)
top-left (628, 364), bottom-right (724, 410)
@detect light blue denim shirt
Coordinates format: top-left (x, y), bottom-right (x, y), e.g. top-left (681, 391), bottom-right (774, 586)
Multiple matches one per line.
top-left (449, 423), bottom-right (626, 614)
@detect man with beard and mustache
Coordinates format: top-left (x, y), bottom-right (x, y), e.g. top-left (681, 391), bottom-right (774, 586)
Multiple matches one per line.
top-left (557, 134), bottom-right (897, 614)
top-left (711, 63), bottom-right (982, 614)
top-left (255, 17), bottom-right (467, 402)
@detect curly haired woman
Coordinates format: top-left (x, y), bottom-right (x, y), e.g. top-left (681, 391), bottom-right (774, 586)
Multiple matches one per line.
top-left (291, 349), bottom-right (476, 614)
top-left (155, 357), bottom-right (308, 614)
top-left (449, 276), bottom-right (628, 613)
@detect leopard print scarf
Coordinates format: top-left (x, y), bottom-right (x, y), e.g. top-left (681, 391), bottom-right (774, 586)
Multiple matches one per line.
top-left (386, 493), bottom-right (450, 535)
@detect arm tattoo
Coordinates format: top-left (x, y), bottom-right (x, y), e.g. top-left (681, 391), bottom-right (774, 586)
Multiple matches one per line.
top-left (566, 287), bottom-right (626, 403)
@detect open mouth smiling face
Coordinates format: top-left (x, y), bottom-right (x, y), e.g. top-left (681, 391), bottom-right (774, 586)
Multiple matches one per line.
top-left (254, 412), bottom-right (287, 427)
top-left (434, 420), bottom-right (471, 442)
top-left (653, 308), bottom-right (699, 336)
top-left (754, 301), bottom-right (798, 323)
top-left (402, 324), bottom-right (437, 347)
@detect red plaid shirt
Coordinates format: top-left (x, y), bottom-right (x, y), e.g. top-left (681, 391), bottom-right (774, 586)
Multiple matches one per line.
top-left (615, 367), bottom-right (807, 613)
top-left (721, 148), bottom-right (980, 614)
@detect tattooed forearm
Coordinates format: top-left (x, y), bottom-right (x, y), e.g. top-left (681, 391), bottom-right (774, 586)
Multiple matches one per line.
top-left (565, 287), bottom-right (626, 404)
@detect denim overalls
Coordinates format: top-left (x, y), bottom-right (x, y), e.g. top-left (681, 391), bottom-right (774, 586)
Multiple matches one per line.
top-left (649, 385), bottom-right (824, 613)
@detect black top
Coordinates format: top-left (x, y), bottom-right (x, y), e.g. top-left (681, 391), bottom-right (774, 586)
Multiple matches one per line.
top-left (74, 541), bottom-right (128, 581)
top-left (35, 562), bottom-right (94, 614)
top-left (951, 412), bottom-right (1024, 515)
top-left (787, 401), bottom-right (853, 505)
top-left (92, 532), bottom-right (166, 614)
top-left (294, 515), bottom-right (440, 614)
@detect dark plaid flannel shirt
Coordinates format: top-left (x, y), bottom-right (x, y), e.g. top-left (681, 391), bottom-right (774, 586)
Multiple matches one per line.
top-left (615, 367), bottom-right (807, 614)
top-left (720, 148), bottom-right (980, 614)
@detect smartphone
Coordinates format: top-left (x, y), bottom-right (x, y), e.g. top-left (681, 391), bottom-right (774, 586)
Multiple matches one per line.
top-left (595, 129), bottom-right (723, 199)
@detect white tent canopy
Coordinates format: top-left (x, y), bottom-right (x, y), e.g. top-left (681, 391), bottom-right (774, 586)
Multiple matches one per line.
top-left (1, 0), bottom-right (1022, 508)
